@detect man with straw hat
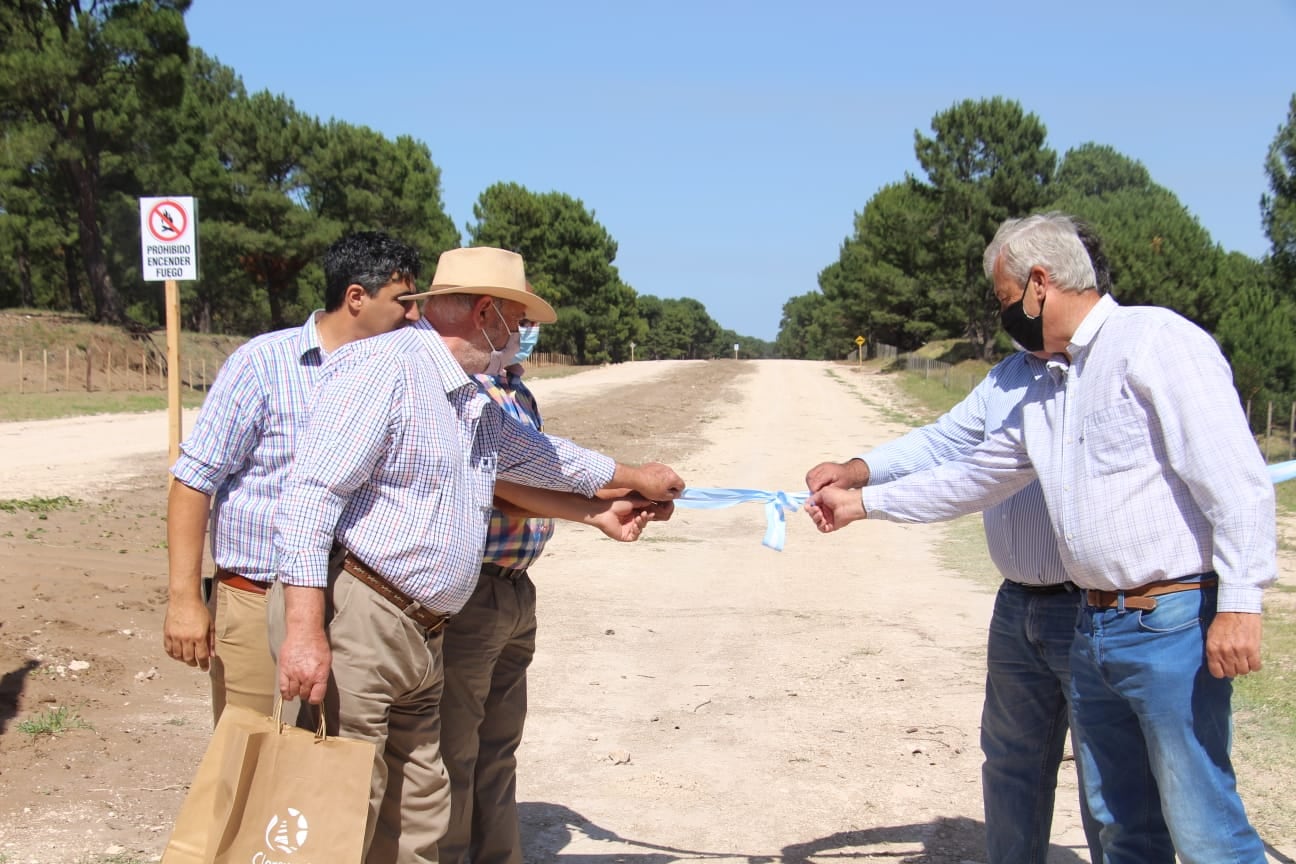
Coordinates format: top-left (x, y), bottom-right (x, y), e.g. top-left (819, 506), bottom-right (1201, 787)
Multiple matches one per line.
top-left (270, 246), bottom-right (682, 864)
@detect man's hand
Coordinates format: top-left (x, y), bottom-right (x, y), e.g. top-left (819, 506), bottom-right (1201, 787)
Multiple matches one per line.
top-left (165, 480), bottom-right (215, 670)
top-left (587, 497), bottom-right (654, 541)
top-left (163, 593), bottom-right (214, 670)
top-left (804, 486), bottom-right (867, 533)
top-left (279, 586), bottom-right (331, 704)
top-left (805, 458), bottom-right (870, 492)
top-left (612, 462), bottom-right (684, 501)
top-left (1205, 611), bottom-right (1263, 679)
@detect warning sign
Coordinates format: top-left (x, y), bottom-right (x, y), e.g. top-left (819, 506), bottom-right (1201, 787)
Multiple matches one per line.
top-left (139, 196), bottom-right (197, 281)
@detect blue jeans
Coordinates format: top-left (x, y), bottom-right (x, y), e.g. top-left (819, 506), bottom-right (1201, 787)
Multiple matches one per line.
top-left (1069, 586), bottom-right (1265, 864)
top-left (981, 581), bottom-right (1101, 864)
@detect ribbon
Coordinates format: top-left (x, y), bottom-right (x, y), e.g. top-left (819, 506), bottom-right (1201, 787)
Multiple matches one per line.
top-left (674, 463), bottom-right (1296, 552)
top-left (1270, 460), bottom-right (1296, 485)
top-left (675, 487), bottom-right (811, 552)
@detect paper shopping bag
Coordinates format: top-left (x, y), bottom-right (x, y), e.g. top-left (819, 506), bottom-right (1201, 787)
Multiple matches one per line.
top-left (162, 702), bottom-right (376, 864)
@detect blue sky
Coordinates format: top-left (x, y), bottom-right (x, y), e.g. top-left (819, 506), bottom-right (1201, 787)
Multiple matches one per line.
top-left (186, 0), bottom-right (1295, 341)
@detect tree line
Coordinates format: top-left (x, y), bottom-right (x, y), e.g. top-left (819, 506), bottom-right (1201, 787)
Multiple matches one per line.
top-left (776, 95), bottom-right (1296, 410)
top-left (0, 1), bottom-right (772, 364)
top-left (6, 5), bottom-right (1294, 384)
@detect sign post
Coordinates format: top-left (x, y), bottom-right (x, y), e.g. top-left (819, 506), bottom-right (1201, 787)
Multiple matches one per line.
top-left (855, 334), bottom-right (866, 366)
top-left (733, 342), bottom-right (740, 361)
top-left (139, 196), bottom-right (198, 467)
top-left (629, 340), bottom-right (636, 363)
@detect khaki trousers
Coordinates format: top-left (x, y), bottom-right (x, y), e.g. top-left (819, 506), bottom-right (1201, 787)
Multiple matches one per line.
top-left (207, 579), bottom-right (275, 724)
top-left (268, 565), bottom-right (450, 864)
top-left (439, 570), bottom-right (537, 864)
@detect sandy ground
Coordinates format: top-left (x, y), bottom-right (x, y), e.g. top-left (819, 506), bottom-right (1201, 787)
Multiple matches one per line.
top-left (0, 359), bottom-right (1291, 863)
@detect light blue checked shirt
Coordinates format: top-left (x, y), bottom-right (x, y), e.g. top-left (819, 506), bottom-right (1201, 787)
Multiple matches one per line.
top-left (864, 352), bottom-right (1067, 587)
top-left (862, 296), bottom-right (1276, 613)
top-left (273, 318), bottom-right (615, 614)
top-left (171, 313), bottom-right (325, 582)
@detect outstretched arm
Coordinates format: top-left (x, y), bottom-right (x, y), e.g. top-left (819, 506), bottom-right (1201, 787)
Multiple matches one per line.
top-left (494, 480), bottom-right (665, 541)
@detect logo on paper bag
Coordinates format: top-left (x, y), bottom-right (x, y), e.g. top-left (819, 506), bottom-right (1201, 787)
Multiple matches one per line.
top-left (264, 808), bottom-right (309, 854)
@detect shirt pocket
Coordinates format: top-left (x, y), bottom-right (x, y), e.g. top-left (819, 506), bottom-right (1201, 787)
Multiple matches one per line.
top-left (1081, 401), bottom-right (1151, 477)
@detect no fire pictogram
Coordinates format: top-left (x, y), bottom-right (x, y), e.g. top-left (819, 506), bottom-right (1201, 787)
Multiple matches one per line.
top-left (147, 200), bottom-right (188, 243)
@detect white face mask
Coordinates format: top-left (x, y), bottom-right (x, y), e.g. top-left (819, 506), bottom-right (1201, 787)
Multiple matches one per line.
top-left (481, 302), bottom-right (519, 376)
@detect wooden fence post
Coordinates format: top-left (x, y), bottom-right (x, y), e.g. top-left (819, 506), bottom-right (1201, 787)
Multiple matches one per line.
top-left (1267, 402), bottom-right (1274, 462)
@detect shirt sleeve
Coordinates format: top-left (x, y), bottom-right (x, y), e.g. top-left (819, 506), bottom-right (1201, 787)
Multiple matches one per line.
top-left (273, 355), bottom-right (403, 588)
top-left (864, 366), bottom-right (996, 484)
top-left (496, 413), bottom-right (615, 498)
top-left (862, 409), bottom-right (1037, 523)
top-left (170, 349), bottom-right (266, 494)
top-left (1129, 320), bottom-right (1277, 612)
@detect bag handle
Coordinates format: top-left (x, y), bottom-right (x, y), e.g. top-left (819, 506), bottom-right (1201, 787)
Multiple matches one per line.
top-left (271, 696), bottom-right (330, 741)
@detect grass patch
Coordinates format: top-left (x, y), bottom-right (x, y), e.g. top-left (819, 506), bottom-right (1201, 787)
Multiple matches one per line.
top-left (1275, 479), bottom-right (1296, 516)
top-left (17, 705), bottom-right (92, 736)
top-left (0, 389), bottom-right (207, 422)
top-left (934, 515), bottom-right (1002, 592)
top-left (824, 368), bottom-right (925, 428)
top-left (0, 495), bottom-right (79, 514)
top-left (523, 363), bottom-right (591, 381)
top-left (1235, 602), bottom-right (1296, 738)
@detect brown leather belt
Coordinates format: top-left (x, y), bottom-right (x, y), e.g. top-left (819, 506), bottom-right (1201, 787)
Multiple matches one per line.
top-left (214, 567), bottom-right (269, 595)
top-left (481, 562), bottom-right (529, 583)
top-left (339, 551), bottom-right (449, 634)
top-left (1085, 577), bottom-right (1218, 612)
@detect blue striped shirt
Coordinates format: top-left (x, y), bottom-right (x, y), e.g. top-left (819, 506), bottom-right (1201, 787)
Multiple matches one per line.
top-left (864, 352), bottom-right (1066, 586)
top-left (862, 297), bottom-right (1276, 613)
top-left (273, 318), bottom-right (615, 614)
top-left (170, 314), bottom-right (325, 582)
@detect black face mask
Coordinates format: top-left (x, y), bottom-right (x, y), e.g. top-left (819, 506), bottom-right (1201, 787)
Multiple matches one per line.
top-left (1000, 280), bottom-right (1045, 352)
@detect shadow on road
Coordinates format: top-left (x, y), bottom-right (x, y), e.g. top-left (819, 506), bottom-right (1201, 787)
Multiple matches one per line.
top-left (0, 659), bottom-right (41, 735)
top-left (519, 802), bottom-right (1091, 863)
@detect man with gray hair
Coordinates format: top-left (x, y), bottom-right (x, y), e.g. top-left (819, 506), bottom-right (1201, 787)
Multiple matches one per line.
top-left (804, 218), bottom-right (1111, 864)
top-left (807, 212), bottom-right (1274, 864)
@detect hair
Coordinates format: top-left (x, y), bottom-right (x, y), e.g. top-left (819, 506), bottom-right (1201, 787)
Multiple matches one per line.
top-left (983, 211), bottom-right (1096, 294)
top-left (1073, 218), bottom-right (1112, 296)
top-left (322, 231), bottom-right (421, 312)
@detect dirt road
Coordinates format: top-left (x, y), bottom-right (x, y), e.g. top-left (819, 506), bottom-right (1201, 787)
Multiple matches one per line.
top-left (0, 359), bottom-right (1289, 863)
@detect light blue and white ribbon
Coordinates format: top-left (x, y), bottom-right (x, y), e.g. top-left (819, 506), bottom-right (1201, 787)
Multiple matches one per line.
top-left (675, 487), bottom-right (811, 551)
top-left (1270, 460), bottom-right (1296, 485)
top-left (675, 463), bottom-right (1296, 552)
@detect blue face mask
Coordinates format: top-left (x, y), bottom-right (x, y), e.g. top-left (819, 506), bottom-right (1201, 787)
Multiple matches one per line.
top-left (513, 325), bottom-right (540, 363)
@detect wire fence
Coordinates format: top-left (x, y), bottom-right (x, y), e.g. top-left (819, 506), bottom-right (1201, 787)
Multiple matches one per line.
top-left (0, 344), bottom-right (579, 395)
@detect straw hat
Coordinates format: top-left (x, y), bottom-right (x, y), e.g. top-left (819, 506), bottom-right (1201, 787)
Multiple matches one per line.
top-left (401, 247), bottom-right (557, 324)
